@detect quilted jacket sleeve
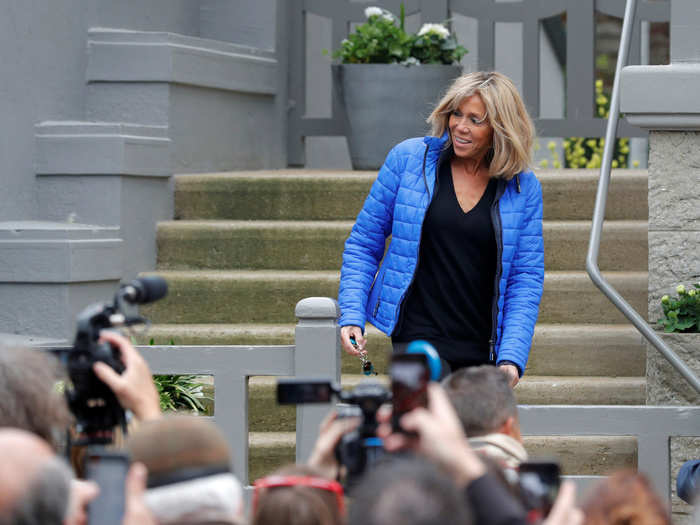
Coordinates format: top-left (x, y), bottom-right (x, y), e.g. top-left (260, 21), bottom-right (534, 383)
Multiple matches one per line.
top-left (497, 175), bottom-right (545, 373)
top-left (338, 147), bottom-right (402, 329)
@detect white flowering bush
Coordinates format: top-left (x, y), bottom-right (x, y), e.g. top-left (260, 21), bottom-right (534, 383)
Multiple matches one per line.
top-left (658, 283), bottom-right (700, 333)
top-left (330, 4), bottom-right (466, 65)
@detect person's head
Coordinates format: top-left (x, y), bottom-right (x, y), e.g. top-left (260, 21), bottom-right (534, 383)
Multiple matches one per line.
top-left (0, 346), bottom-right (72, 451)
top-left (427, 71), bottom-right (535, 179)
top-left (442, 365), bottom-right (521, 441)
top-left (348, 457), bottom-right (471, 525)
top-left (582, 470), bottom-right (671, 525)
top-left (253, 464), bottom-right (344, 525)
top-left (0, 428), bottom-right (72, 525)
top-left (127, 415), bottom-right (244, 524)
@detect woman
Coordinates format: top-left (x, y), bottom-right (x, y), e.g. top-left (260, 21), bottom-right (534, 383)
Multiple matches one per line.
top-left (252, 464), bottom-right (345, 525)
top-left (338, 71), bottom-right (544, 386)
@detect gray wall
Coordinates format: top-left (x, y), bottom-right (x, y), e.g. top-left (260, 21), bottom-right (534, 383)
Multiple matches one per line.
top-left (0, 0), bottom-right (89, 221)
top-left (0, 0), bottom-right (282, 339)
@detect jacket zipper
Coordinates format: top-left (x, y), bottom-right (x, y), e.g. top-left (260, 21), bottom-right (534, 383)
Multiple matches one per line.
top-left (391, 143), bottom-right (434, 334)
top-left (489, 180), bottom-right (507, 362)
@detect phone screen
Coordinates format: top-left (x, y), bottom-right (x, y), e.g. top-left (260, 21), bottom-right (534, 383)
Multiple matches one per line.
top-left (85, 449), bottom-right (130, 525)
top-left (390, 354), bottom-right (429, 433)
top-left (277, 380), bottom-right (334, 404)
top-left (518, 461), bottom-right (561, 517)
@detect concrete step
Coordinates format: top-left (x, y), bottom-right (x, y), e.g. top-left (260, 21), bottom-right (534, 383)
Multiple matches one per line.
top-left (245, 374), bottom-right (645, 433)
top-left (140, 270), bottom-right (648, 325)
top-left (155, 219), bottom-right (647, 272)
top-left (140, 323), bottom-right (646, 377)
top-left (174, 169), bottom-right (647, 221)
top-left (247, 431), bottom-right (636, 481)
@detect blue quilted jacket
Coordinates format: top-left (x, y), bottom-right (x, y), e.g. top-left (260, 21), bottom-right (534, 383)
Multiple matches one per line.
top-left (338, 134), bottom-right (544, 374)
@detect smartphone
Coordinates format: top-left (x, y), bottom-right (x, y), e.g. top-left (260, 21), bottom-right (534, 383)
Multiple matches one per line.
top-left (85, 448), bottom-right (130, 525)
top-left (517, 461), bottom-right (561, 518)
top-left (277, 379), bottom-right (335, 404)
top-left (390, 353), bottom-right (430, 433)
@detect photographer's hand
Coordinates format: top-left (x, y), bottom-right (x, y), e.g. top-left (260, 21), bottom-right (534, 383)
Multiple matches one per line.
top-left (542, 481), bottom-right (583, 525)
top-left (378, 383), bottom-right (486, 487)
top-left (307, 410), bottom-right (361, 480)
top-left (93, 331), bottom-right (161, 421)
top-left (122, 462), bottom-right (157, 525)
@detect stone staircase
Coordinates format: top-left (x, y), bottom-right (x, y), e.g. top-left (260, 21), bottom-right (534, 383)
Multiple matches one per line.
top-left (140, 168), bottom-right (649, 481)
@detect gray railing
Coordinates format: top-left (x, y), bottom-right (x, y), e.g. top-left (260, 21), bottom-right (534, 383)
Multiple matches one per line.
top-left (585, 0), bottom-right (700, 394)
top-left (138, 296), bottom-right (700, 502)
top-left (287, 0), bottom-right (669, 165)
top-left (138, 297), bottom-right (341, 485)
top-left (520, 405), bottom-right (700, 501)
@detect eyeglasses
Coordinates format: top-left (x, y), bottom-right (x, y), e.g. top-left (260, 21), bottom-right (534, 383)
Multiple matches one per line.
top-left (252, 475), bottom-right (345, 515)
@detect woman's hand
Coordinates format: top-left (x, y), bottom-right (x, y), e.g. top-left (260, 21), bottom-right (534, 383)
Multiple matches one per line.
top-left (498, 364), bottom-right (520, 387)
top-left (340, 325), bottom-right (366, 356)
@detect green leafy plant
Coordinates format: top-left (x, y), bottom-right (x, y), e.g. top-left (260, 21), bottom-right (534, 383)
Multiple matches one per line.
top-left (658, 283), bottom-right (700, 333)
top-left (153, 374), bottom-right (211, 413)
top-left (542, 79), bottom-right (636, 170)
top-left (147, 337), bottom-right (212, 414)
top-left (330, 5), bottom-right (466, 65)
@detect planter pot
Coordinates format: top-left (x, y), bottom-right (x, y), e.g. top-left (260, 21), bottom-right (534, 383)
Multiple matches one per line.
top-left (646, 332), bottom-right (700, 405)
top-left (333, 63), bottom-right (462, 170)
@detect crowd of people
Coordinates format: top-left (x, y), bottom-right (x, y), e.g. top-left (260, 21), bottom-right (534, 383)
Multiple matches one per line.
top-left (1, 333), bottom-right (697, 525)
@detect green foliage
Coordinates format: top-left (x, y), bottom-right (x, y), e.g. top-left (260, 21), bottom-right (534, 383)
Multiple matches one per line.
top-left (148, 338), bottom-right (212, 414)
top-left (331, 6), bottom-right (466, 65)
top-left (153, 374), bottom-right (211, 414)
top-left (658, 283), bottom-right (700, 333)
top-left (542, 79), bottom-right (636, 170)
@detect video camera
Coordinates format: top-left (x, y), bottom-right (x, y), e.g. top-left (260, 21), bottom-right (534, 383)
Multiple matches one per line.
top-left (277, 340), bottom-right (442, 487)
top-left (52, 276), bottom-right (167, 445)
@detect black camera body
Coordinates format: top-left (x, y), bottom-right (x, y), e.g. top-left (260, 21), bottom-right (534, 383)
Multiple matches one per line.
top-left (277, 379), bottom-right (390, 486)
top-left (53, 276), bottom-right (167, 445)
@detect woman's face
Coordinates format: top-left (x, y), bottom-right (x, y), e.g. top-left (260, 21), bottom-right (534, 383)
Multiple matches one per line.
top-left (448, 94), bottom-right (494, 162)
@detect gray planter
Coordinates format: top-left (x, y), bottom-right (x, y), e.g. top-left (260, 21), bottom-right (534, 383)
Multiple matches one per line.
top-left (333, 64), bottom-right (462, 170)
top-left (646, 332), bottom-right (700, 406)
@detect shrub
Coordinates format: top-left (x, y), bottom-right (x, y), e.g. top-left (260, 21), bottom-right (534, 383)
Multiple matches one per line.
top-left (658, 283), bottom-right (700, 333)
top-left (542, 79), bottom-right (637, 170)
top-left (330, 5), bottom-right (466, 65)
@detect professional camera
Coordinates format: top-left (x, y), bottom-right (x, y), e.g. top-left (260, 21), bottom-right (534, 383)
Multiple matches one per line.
top-left (52, 276), bottom-right (167, 445)
top-left (277, 379), bottom-right (389, 487)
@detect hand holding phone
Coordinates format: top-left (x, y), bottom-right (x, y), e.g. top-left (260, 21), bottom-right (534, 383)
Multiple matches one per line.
top-left (518, 461), bottom-right (561, 519)
top-left (390, 353), bottom-right (430, 434)
top-left (85, 447), bottom-right (130, 525)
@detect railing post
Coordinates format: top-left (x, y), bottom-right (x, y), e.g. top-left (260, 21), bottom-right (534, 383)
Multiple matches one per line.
top-left (294, 297), bottom-right (341, 463)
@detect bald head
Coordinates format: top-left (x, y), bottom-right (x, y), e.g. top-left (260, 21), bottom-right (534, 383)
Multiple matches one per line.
top-left (0, 429), bottom-right (54, 510)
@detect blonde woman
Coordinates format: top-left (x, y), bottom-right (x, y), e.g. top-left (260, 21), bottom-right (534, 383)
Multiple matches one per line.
top-left (338, 71), bottom-right (543, 387)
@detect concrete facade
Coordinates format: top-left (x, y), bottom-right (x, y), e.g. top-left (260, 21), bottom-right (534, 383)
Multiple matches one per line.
top-left (621, 2), bottom-right (700, 520)
top-left (0, 0), bottom-right (281, 341)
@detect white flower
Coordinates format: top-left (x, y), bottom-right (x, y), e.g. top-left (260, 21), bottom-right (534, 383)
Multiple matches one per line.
top-left (677, 284), bottom-right (686, 295)
top-left (400, 57), bottom-right (421, 67)
top-left (381, 12), bottom-right (395, 22)
top-left (418, 23), bottom-right (450, 39)
top-left (364, 6), bottom-right (383, 19)
top-left (341, 38), bottom-right (349, 45)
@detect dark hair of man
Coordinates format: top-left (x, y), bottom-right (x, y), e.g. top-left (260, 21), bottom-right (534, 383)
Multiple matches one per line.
top-left (348, 457), bottom-right (472, 525)
top-left (0, 457), bottom-right (71, 525)
top-left (441, 365), bottom-right (517, 437)
top-left (0, 347), bottom-right (72, 451)
top-left (252, 464), bottom-right (342, 525)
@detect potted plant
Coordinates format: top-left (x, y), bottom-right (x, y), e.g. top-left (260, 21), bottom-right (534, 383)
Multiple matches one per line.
top-left (647, 283), bottom-right (700, 405)
top-left (330, 5), bottom-right (467, 169)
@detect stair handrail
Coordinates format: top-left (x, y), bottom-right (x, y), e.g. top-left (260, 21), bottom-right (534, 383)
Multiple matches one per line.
top-left (586, 0), bottom-right (700, 394)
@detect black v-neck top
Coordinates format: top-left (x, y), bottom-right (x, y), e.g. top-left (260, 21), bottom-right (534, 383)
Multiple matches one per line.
top-left (393, 155), bottom-right (497, 365)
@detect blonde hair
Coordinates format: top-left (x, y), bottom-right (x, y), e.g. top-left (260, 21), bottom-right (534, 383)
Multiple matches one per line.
top-left (427, 71), bottom-right (535, 180)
